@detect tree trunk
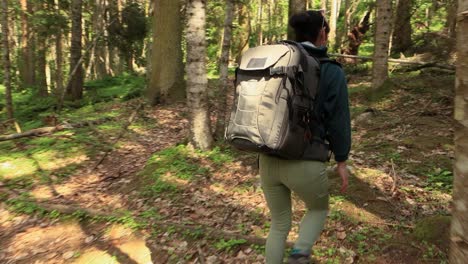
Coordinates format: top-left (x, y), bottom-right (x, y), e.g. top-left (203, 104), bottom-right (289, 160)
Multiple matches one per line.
top-left (147, 0), bottom-right (185, 105)
top-left (447, 0), bottom-right (458, 38)
top-left (36, 33), bottom-right (49, 97)
top-left (341, 8), bottom-right (372, 63)
top-left (215, 0), bottom-right (234, 139)
top-left (329, 0), bottom-right (339, 50)
top-left (66, 0), bottom-right (84, 101)
top-left (234, 2), bottom-right (251, 63)
top-left (450, 1), bottom-right (468, 263)
top-left (95, 0), bottom-right (107, 79)
top-left (186, 0), bottom-right (213, 151)
top-left (336, 0), bottom-right (351, 51)
top-left (1, 0), bottom-right (13, 119)
top-left (53, 0), bottom-right (64, 99)
top-left (321, 0), bottom-right (327, 11)
top-left (392, 0), bottom-right (412, 53)
top-left (372, 0), bottom-right (392, 89)
top-left (288, 0), bottom-right (307, 40)
top-left (257, 0), bottom-right (263, 46)
top-left (19, 0), bottom-right (35, 89)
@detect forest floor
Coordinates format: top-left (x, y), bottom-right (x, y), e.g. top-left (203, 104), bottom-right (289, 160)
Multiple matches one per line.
top-left (0, 70), bottom-right (454, 264)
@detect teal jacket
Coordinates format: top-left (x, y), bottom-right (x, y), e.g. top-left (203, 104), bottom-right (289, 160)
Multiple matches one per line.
top-left (301, 43), bottom-right (351, 162)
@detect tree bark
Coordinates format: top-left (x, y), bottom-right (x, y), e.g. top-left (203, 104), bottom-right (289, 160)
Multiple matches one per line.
top-left (215, 0), bottom-right (234, 139)
top-left (372, 0), bottom-right (392, 89)
top-left (257, 0), bottom-right (263, 46)
top-left (186, 0), bottom-right (213, 151)
top-left (19, 0), bottom-right (35, 89)
top-left (36, 33), bottom-right (49, 97)
top-left (288, 0), bottom-right (307, 40)
top-left (321, 0), bottom-right (327, 11)
top-left (447, 0), bottom-right (458, 38)
top-left (66, 0), bottom-right (84, 101)
top-left (341, 8), bottom-right (372, 63)
top-left (449, 1), bottom-right (468, 263)
top-left (392, 0), bottom-right (412, 53)
top-left (95, 0), bottom-right (107, 79)
top-left (329, 0), bottom-right (339, 50)
top-left (234, 2), bottom-right (251, 63)
top-left (336, 0), bottom-right (351, 51)
top-left (147, 0), bottom-right (185, 105)
top-left (1, 0), bottom-right (13, 119)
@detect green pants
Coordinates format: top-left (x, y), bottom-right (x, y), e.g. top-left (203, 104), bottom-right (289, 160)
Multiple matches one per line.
top-left (259, 154), bottom-right (329, 264)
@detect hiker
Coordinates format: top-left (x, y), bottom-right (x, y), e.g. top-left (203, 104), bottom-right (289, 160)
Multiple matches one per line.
top-left (259, 10), bottom-right (351, 264)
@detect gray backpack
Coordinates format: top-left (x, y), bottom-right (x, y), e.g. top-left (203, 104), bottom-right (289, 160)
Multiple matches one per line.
top-left (225, 41), bottom-right (321, 159)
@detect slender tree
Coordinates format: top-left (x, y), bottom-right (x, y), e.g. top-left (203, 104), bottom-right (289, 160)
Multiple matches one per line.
top-left (19, 0), bottom-right (35, 88)
top-left (1, 0), bottom-right (13, 119)
top-left (288, 0), bottom-right (307, 40)
top-left (329, 0), bottom-right (339, 50)
top-left (372, 0), bottom-right (392, 89)
top-left (186, 0), bottom-right (213, 150)
top-left (215, 0), bottom-right (234, 138)
top-left (147, 0), bottom-right (185, 104)
top-left (234, 1), bottom-right (251, 62)
top-left (450, 0), bottom-right (468, 262)
top-left (36, 1), bottom-right (49, 97)
top-left (54, 0), bottom-right (64, 98)
top-left (66, 0), bottom-right (84, 101)
top-left (447, 0), bottom-right (458, 38)
top-left (392, 0), bottom-right (413, 53)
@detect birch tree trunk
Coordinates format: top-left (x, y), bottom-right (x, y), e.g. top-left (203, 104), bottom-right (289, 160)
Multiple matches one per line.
top-left (186, 0), bottom-right (213, 150)
top-left (1, 0), bottom-right (13, 119)
top-left (329, 0), bottom-right (339, 50)
top-left (257, 0), bottom-right (263, 46)
top-left (392, 0), bottom-right (412, 53)
top-left (66, 0), bottom-right (84, 101)
top-left (147, 0), bottom-right (185, 105)
top-left (449, 1), bottom-right (468, 263)
top-left (288, 0), bottom-right (307, 40)
top-left (215, 0), bottom-right (234, 138)
top-left (19, 0), bottom-right (35, 89)
top-left (371, 0), bottom-right (392, 89)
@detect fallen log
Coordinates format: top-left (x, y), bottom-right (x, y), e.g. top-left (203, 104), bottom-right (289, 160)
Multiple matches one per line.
top-left (328, 53), bottom-right (455, 70)
top-left (0, 117), bottom-right (115, 142)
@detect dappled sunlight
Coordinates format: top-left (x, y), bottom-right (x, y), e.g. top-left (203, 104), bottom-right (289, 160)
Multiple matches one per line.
top-left (331, 199), bottom-right (386, 225)
top-left (31, 149), bottom-right (88, 171)
top-left (0, 158), bottom-right (37, 179)
top-left (73, 248), bottom-right (119, 264)
top-left (30, 185), bottom-right (55, 200)
top-left (4, 222), bottom-right (86, 262)
top-left (115, 239), bottom-right (152, 264)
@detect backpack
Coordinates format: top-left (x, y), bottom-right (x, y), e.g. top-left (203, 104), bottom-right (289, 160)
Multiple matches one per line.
top-left (224, 41), bottom-right (322, 159)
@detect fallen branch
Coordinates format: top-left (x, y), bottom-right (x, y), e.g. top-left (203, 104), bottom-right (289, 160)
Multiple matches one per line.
top-left (0, 117), bottom-right (115, 142)
top-left (328, 53), bottom-right (455, 70)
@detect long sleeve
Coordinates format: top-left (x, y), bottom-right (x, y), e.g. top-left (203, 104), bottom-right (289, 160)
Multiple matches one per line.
top-left (320, 64), bottom-right (351, 162)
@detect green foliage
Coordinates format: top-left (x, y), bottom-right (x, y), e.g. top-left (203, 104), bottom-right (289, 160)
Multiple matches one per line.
top-left (426, 168), bottom-right (453, 191)
top-left (140, 145), bottom-right (211, 196)
top-left (214, 238), bottom-right (247, 252)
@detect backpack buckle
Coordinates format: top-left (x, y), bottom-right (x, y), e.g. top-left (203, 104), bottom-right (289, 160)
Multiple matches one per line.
top-left (270, 66), bottom-right (286, 75)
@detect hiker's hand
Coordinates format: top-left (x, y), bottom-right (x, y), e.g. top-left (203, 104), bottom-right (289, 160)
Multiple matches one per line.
top-left (337, 162), bottom-right (349, 193)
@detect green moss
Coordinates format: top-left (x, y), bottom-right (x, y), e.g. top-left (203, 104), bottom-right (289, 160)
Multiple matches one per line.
top-left (413, 215), bottom-right (451, 250)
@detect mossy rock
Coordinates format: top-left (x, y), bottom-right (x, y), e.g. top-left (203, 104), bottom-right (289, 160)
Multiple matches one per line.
top-left (413, 215), bottom-right (451, 251)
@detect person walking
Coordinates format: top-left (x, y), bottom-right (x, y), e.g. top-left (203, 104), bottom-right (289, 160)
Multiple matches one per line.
top-left (259, 10), bottom-right (351, 264)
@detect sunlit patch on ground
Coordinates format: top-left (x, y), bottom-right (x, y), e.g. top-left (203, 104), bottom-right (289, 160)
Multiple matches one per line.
top-left (73, 249), bottom-right (118, 264)
top-left (0, 158), bottom-right (37, 179)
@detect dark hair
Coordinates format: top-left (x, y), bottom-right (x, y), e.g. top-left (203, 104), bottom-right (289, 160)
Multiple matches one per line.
top-left (289, 10), bottom-right (330, 42)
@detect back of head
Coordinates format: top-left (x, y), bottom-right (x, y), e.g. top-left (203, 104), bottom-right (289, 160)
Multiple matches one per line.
top-left (289, 10), bottom-right (330, 43)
